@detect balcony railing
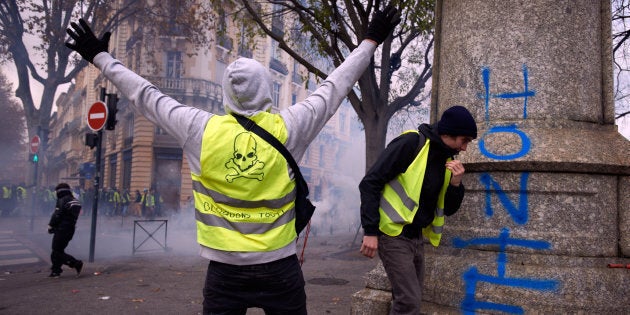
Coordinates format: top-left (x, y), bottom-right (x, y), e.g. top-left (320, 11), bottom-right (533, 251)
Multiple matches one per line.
top-left (217, 34), bottom-right (233, 50)
top-left (146, 76), bottom-right (223, 103)
top-left (269, 58), bottom-right (289, 75)
top-left (154, 133), bottom-right (179, 147)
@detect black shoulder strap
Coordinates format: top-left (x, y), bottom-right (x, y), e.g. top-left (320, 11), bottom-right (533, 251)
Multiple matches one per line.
top-left (232, 114), bottom-right (309, 195)
top-left (414, 131), bottom-right (427, 157)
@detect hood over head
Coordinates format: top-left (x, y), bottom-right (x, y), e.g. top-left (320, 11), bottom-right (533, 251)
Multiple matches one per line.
top-left (222, 58), bottom-right (273, 116)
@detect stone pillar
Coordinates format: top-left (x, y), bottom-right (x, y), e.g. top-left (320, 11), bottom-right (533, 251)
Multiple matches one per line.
top-left (352, 1), bottom-right (630, 314)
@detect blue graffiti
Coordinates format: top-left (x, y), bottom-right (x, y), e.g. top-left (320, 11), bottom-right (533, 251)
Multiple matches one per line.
top-left (456, 65), bottom-right (559, 314)
top-left (454, 229), bottom-right (559, 314)
top-left (480, 64), bottom-right (535, 121)
top-left (479, 172), bottom-right (530, 224)
top-left (479, 124), bottom-right (531, 160)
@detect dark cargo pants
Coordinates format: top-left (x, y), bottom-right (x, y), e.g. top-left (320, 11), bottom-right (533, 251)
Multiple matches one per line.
top-left (378, 235), bottom-right (425, 315)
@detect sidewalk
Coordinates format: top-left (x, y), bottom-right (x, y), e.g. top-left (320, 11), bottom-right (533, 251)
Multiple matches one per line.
top-left (0, 214), bottom-right (379, 314)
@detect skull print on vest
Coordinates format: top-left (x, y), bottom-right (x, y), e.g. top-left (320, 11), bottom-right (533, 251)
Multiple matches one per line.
top-left (225, 132), bottom-right (266, 182)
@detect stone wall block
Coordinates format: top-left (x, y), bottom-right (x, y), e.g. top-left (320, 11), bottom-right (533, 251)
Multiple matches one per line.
top-left (447, 172), bottom-right (618, 257)
top-left (350, 288), bottom-right (391, 315)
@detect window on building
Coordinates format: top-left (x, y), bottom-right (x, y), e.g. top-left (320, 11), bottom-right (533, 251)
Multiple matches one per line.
top-left (218, 11), bottom-right (227, 34)
top-left (292, 61), bottom-right (301, 84)
top-left (291, 93), bottom-right (297, 105)
top-left (238, 24), bottom-right (252, 58)
top-left (272, 81), bottom-right (281, 109)
top-left (166, 51), bottom-right (183, 78)
top-left (124, 113), bottom-right (134, 147)
top-left (122, 150), bottom-right (132, 190)
top-left (109, 154), bottom-right (117, 189)
top-left (271, 39), bottom-right (282, 60)
top-left (216, 11), bottom-right (232, 50)
top-left (271, 3), bottom-right (284, 36)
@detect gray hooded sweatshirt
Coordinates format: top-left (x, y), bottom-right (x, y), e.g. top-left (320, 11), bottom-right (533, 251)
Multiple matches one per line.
top-left (93, 40), bottom-right (376, 265)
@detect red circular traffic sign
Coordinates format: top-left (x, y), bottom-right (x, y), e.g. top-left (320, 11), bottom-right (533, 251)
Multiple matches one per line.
top-left (30, 135), bottom-right (40, 154)
top-left (87, 101), bottom-right (108, 131)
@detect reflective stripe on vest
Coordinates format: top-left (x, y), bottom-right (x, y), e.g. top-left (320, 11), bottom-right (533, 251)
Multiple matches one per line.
top-left (193, 113), bottom-right (296, 252)
top-left (378, 130), bottom-right (451, 247)
top-left (421, 172), bottom-right (450, 247)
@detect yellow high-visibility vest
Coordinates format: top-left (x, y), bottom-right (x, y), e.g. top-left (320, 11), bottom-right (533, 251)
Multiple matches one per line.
top-left (378, 130), bottom-right (451, 247)
top-left (192, 112), bottom-right (297, 252)
top-left (16, 187), bottom-right (26, 200)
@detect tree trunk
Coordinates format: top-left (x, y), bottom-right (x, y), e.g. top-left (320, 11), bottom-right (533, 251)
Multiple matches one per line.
top-left (361, 115), bottom-right (389, 173)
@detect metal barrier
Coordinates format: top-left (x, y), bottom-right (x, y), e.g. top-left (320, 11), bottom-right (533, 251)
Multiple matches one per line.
top-left (132, 220), bottom-right (168, 254)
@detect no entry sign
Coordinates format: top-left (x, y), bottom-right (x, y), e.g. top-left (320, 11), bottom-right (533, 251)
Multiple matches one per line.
top-left (30, 135), bottom-right (40, 154)
top-left (87, 101), bottom-right (108, 131)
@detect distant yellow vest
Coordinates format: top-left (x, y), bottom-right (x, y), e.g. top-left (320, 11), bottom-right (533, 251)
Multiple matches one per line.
top-left (16, 187), bottom-right (26, 200)
top-left (378, 130), bottom-right (451, 247)
top-left (145, 194), bottom-right (155, 207)
top-left (192, 112), bottom-right (296, 252)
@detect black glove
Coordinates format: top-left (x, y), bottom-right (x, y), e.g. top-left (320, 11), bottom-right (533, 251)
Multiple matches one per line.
top-left (365, 4), bottom-right (401, 45)
top-left (65, 19), bottom-right (111, 63)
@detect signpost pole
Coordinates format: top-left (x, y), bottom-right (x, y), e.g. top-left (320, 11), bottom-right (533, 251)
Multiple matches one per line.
top-left (88, 88), bottom-right (106, 262)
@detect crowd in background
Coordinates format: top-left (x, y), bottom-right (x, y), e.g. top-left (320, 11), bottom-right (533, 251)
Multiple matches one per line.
top-left (0, 183), bottom-right (167, 219)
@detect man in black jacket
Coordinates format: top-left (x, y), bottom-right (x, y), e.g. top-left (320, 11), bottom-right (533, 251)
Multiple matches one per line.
top-left (48, 183), bottom-right (83, 278)
top-left (359, 106), bottom-right (477, 314)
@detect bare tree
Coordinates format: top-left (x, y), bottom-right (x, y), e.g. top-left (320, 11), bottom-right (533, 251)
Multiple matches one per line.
top-left (216, 0), bottom-right (435, 169)
top-left (611, 0), bottom-right (630, 120)
top-left (0, 71), bottom-right (27, 181)
top-left (0, 0), bottom-right (212, 173)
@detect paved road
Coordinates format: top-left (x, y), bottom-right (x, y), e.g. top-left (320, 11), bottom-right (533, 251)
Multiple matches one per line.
top-left (0, 230), bottom-right (41, 268)
top-left (0, 214), bottom-right (379, 314)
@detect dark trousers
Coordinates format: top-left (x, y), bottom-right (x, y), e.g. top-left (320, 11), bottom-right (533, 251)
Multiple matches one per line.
top-left (203, 254), bottom-right (307, 315)
top-left (50, 228), bottom-right (79, 273)
top-left (378, 235), bottom-right (425, 315)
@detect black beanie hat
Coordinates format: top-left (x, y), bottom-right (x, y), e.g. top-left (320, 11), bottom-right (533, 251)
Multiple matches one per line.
top-left (437, 106), bottom-right (477, 139)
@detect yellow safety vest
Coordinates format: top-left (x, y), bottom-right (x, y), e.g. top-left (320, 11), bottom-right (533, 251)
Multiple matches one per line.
top-left (192, 112), bottom-right (297, 252)
top-left (142, 193), bottom-right (155, 207)
top-left (16, 187), bottom-right (26, 200)
top-left (112, 191), bottom-right (121, 204)
top-left (378, 130), bottom-right (452, 247)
